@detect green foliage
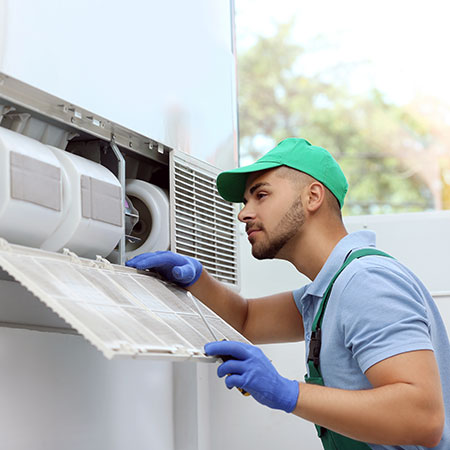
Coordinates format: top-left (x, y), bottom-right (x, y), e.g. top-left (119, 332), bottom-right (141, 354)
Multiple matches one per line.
top-left (237, 23), bottom-right (435, 215)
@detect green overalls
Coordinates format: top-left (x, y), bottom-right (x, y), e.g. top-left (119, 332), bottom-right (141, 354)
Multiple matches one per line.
top-left (304, 248), bottom-right (392, 450)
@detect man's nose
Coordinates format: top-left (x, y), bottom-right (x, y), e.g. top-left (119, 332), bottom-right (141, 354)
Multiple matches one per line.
top-left (238, 203), bottom-right (255, 223)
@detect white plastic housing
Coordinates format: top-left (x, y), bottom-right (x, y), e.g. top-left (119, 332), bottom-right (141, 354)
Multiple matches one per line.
top-left (0, 127), bottom-right (63, 247)
top-left (41, 148), bottom-right (124, 258)
top-left (0, 127), bottom-right (124, 258)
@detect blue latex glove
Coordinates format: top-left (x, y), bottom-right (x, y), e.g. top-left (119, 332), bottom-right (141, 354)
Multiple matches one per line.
top-left (125, 251), bottom-right (203, 287)
top-left (204, 341), bottom-right (299, 413)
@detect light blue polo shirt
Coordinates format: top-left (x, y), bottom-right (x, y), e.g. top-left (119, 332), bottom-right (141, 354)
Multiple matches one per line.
top-left (293, 230), bottom-right (450, 450)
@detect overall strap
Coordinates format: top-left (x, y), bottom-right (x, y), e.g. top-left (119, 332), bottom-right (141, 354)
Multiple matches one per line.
top-left (307, 248), bottom-right (393, 382)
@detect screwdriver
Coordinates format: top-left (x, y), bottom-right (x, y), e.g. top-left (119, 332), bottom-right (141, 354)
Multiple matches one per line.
top-left (215, 348), bottom-right (250, 396)
top-left (187, 292), bottom-right (250, 396)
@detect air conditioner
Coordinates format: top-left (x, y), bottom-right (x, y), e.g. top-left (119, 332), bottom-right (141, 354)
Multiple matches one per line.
top-left (0, 74), bottom-right (245, 360)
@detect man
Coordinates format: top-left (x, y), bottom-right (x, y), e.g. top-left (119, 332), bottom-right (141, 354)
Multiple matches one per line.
top-left (126, 138), bottom-right (449, 449)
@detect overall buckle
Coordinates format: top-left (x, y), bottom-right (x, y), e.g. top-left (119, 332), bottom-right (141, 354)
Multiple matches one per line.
top-left (307, 328), bottom-right (322, 368)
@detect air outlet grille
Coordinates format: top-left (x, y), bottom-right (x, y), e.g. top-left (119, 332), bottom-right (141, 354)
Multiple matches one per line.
top-left (170, 152), bottom-right (239, 286)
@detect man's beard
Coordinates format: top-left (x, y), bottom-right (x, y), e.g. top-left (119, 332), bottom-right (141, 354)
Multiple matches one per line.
top-left (251, 196), bottom-right (305, 260)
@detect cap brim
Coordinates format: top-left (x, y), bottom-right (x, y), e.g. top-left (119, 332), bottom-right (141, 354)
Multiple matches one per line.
top-left (216, 161), bottom-right (281, 202)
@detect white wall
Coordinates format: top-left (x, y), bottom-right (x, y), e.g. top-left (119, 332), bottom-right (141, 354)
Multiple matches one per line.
top-left (344, 211), bottom-right (450, 293)
top-left (0, 0), bottom-right (238, 170)
top-left (345, 211), bottom-right (450, 333)
top-left (0, 326), bottom-right (175, 450)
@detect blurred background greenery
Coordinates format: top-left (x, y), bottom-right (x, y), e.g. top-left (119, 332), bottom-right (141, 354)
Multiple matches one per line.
top-left (235, 5), bottom-right (450, 216)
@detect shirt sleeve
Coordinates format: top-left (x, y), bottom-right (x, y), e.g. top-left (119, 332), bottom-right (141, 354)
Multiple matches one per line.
top-left (337, 264), bottom-right (433, 374)
top-left (292, 284), bottom-right (309, 316)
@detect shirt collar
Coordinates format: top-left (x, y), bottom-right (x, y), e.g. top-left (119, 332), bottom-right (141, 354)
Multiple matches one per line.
top-left (305, 230), bottom-right (377, 298)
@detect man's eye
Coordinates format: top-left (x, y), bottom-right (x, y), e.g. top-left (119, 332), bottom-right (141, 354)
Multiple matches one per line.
top-left (257, 192), bottom-right (267, 199)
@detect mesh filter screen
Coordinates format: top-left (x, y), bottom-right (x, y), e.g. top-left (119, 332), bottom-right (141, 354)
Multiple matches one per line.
top-left (0, 242), bottom-right (249, 360)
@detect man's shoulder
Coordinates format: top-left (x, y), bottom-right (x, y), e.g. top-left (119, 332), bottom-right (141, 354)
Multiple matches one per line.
top-left (331, 253), bottom-right (429, 316)
top-left (336, 251), bottom-right (414, 289)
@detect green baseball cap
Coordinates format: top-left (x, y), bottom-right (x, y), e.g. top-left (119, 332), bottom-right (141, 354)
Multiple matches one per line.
top-left (216, 138), bottom-right (348, 208)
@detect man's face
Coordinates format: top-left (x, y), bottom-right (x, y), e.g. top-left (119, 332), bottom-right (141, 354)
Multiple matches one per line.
top-left (238, 168), bottom-right (305, 260)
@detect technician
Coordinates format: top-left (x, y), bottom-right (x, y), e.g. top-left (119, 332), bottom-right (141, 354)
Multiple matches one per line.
top-left (126, 138), bottom-right (450, 450)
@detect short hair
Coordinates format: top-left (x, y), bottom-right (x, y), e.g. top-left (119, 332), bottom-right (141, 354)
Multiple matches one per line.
top-left (275, 166), bottom-right (342, 219)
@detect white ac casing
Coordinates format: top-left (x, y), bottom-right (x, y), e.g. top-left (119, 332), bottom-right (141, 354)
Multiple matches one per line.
top-left (0, 78), bottom-right (242, 360)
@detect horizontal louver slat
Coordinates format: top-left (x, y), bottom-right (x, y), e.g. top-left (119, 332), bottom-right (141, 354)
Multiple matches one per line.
top-left (175, 201), bottom-right (235, 236)
top-left (175, 225), bottom-right (236, 254)
top-left (174, 246), bottom-right (237, 273)
top-left (174, 178), bottom-right (235, 209)
top-left (174, 191), bottom-right (235, 217)
top-left (175, 244), bottom-right (237, 263)
top-left (174, 186), bottom-right (236, 220)
top-left (174, 163), bottom-right (232, 192)
top-left (174, 212), bottom-right (235, 241)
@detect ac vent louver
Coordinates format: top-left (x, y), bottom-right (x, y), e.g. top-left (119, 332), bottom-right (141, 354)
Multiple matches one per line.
top-left (170, 151), bottom-right (239, 287)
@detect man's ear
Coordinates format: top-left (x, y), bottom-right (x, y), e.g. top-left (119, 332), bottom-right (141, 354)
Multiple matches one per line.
top-left (304, 182), bottom-right (325, 212)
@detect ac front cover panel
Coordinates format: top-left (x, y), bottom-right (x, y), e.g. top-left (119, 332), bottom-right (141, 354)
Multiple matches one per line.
top-left (0, 240), bottom-right (249, 360)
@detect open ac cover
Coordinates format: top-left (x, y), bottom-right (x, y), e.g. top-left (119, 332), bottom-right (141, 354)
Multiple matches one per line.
top-left (0, 74), bottom-right (245, 360)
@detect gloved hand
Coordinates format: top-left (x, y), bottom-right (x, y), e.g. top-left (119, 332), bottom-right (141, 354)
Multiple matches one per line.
top-left (204, 340), bottom-right (299, 413)
top-left (125, 251), bottom-right (203, 287)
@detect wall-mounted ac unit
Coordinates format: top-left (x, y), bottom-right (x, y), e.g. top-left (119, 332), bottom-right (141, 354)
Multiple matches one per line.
top-left (0, 74), bottom-right (243, 359)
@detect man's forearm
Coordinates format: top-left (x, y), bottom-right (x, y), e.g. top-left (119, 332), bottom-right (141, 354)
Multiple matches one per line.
top-left (187, 269), bottom-right (249, 335)
top-left (293, 381), bottom-right (443, 447)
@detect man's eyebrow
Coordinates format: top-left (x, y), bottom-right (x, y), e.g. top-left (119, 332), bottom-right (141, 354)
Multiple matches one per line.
top-left (243, 182), bottom-right (271, 204)
top-left (242, 182), bottom-right (270, 205)
top-left (249, 182), bottom-right (270, 195)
